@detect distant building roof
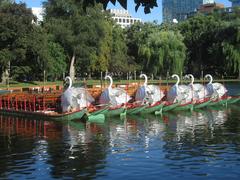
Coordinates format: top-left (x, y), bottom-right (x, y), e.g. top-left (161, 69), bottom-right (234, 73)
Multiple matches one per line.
top-left (199, 3), bottom-right (225, 14)
top-left (108, 9), bottom-right (142, 28)
top-left (31, 7), bottom-right (43, 22)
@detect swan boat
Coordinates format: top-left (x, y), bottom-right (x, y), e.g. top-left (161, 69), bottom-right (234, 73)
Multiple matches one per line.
top-left (127, 74), bottom-right (165, 115)
top-left (99, 75), bottom-right (130, 117)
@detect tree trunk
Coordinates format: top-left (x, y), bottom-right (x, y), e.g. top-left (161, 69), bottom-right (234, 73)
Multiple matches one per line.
top-left (1, 68), bottom-right (8, 85)
top-left (69, 53), bottom-right (75, 82)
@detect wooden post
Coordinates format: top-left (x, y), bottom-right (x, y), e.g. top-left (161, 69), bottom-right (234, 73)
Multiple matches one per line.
top-left (24, 99), bottom-right (26, 111)
top-left (15, 97), bottom-right (18, 110)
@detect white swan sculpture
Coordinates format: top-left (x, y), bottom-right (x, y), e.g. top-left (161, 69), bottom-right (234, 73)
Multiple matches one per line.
top-left (204, 74), bottom-right (227, 99)
top-left (99, 75), bottom-right (131, 107)
top-left (135, 74), bottom-right (165, 105)
top-left (61, 76), bottom-right (94, 112)
top-left (186, 74), bottom-right (208, 101)
top-left (167, 74), bottom-right (193, 104)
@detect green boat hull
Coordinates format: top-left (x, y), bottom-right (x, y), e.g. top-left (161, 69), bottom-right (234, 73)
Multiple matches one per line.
top-left (127, 105), bottom-right (148, 115)
top-left (208, 98), bottom-right (229, 106)
top-left (194, 100), bottom-right (211, 109)
top-left (174, 103), bottom-right (193, 111)
top-left (90, 107), bottom-right (108, 116)
top-left (225, 97), bottom-right (240, 104)
top-left (162, 102), bottom-right (180, 112)
top-left (0, 108), bottom-right (87, 121)
top-left (107, 107), bottom-right (126, 117)
top-left (82, 107), bottom-right (109, 123)
top-left (141, 103), bottom-right (164, 114)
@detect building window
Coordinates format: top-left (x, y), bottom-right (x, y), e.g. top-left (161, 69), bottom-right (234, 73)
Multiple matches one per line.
top-left (119, 18), bottom-right (122, 22)
top-left (123, 19), bottom-right (125, 23)
top-left (127, 19), bottom-right (129, 23)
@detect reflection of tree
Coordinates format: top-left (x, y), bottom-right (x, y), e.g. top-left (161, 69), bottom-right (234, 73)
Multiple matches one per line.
top-left (0, 116), bottom-right (40, 178)
top-left (46, 121), bottom-right (109, 178)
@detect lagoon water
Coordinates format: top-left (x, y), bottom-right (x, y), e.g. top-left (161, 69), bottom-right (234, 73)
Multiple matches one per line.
top-left (0, 83), bottom-right (240, 179)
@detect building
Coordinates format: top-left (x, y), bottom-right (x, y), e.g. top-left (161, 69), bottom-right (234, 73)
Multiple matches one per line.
top-left (230, 0), bottom-right (240, 7)
top-left (31, 7), bottom-right (44, 22)
top-left (109, 9), bottom-right (142, 28)
top-left (162, 0), bottom-right (215, 22)
top-left (199, 2), bottom-right (224, 14)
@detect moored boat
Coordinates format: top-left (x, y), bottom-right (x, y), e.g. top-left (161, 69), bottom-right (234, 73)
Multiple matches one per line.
top-left (0, 108), bottom-right (87, 121)
top-left (173, 102), bottom-right (193, 111)
top-left (106, 106), bottom-right (126, 117)
top-left (141, 102), bottom-right (164, 114)
top-left (193, 99), bottom-right (211, 109)
top-left (162, 102), bottom-right (180, 112)
top-left (83, 106), bottom-right (109, 123)
top-left (208, 97), bottom-right (229, 106)
top-left (227, 96), bottom-right (240, 104)
top-left (126, 104), bottom-right (148, 115)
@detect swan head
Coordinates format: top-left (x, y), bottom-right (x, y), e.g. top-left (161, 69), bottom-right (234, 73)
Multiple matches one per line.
top-left (183, 74), bottom-right (189, 80)
top-left (171, 74), bottom-right (180, 86)
top-left (187, 74), bottom-right (194, 85)
top-left (64, 76), bottom-right (72, 90)
top-left (140, 74), bottom-right (148, 86)
top-left (204, 74), bottom-right (213, 84)
top-left (204, 74), bottom-right (212, 79)
top-left (171, 74), bottom-right (179, 79)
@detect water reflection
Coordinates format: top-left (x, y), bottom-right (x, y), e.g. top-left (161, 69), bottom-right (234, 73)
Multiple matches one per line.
top-left (1, 105), bottom-right (240, 179)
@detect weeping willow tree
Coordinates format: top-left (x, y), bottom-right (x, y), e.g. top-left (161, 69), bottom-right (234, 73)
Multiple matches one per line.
top-left (220, 21), bottom-right (240, 78)
top-left (138, 30), bottom-right (186, 76)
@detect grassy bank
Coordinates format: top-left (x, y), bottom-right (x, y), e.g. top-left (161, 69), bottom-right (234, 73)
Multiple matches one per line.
top-left (1, 78), bottom-right (239, 89)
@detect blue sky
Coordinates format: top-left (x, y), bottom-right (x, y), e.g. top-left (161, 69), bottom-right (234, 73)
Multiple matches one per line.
top-left (15, 0), bottom-right (232, 23)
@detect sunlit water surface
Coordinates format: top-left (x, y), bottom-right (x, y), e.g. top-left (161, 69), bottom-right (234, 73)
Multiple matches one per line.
top-left (0, 83), bottom-right (240, 179)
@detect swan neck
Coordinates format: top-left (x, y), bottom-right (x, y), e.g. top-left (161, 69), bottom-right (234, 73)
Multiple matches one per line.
top-left (143, 74), bottom-right (147, 86)
top-left (189, 74), bottom-right (194, 85)
top-left (66, 77), bottom-right (72, 89)
top-left (207, 75), bottom-right (213, 84)
top-left (106, 76), bottom-right (113, 89)
top-left (176, 75), bottom-right (180, 86)
top-left (209, 76), bottom-right (213, 84)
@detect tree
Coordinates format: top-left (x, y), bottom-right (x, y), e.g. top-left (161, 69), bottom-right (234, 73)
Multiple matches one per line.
top-left (179, 14), bottom-right (223, 76)
top-left (43, 0), bottom-right (113, 80)
top-left (0, 2), bottom-right (36, 82)
top-left (82, 0), bottom-right (158, 13)
top-left (109, 25), bottom-right (129, 73)
top-left (139, 30), bottom-right (186, 76)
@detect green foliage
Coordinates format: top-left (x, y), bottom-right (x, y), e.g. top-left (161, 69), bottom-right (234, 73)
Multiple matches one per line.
top-left (81, 0), bottom-right (158, 13)
top-left (127, 22), bottom-right (186, 76)
top-left (179, 11), bottom-right (240, 77)
top-left (138, 30), bottom-right (186, 76)
top-left (0, 2), bottom-right (35, 80)
top-left (2, 0), bottom-right (240, 82)
top-left (109, 26), bottom-right (129, 73)
top-left (44, 0), bottom-right (114, 77)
